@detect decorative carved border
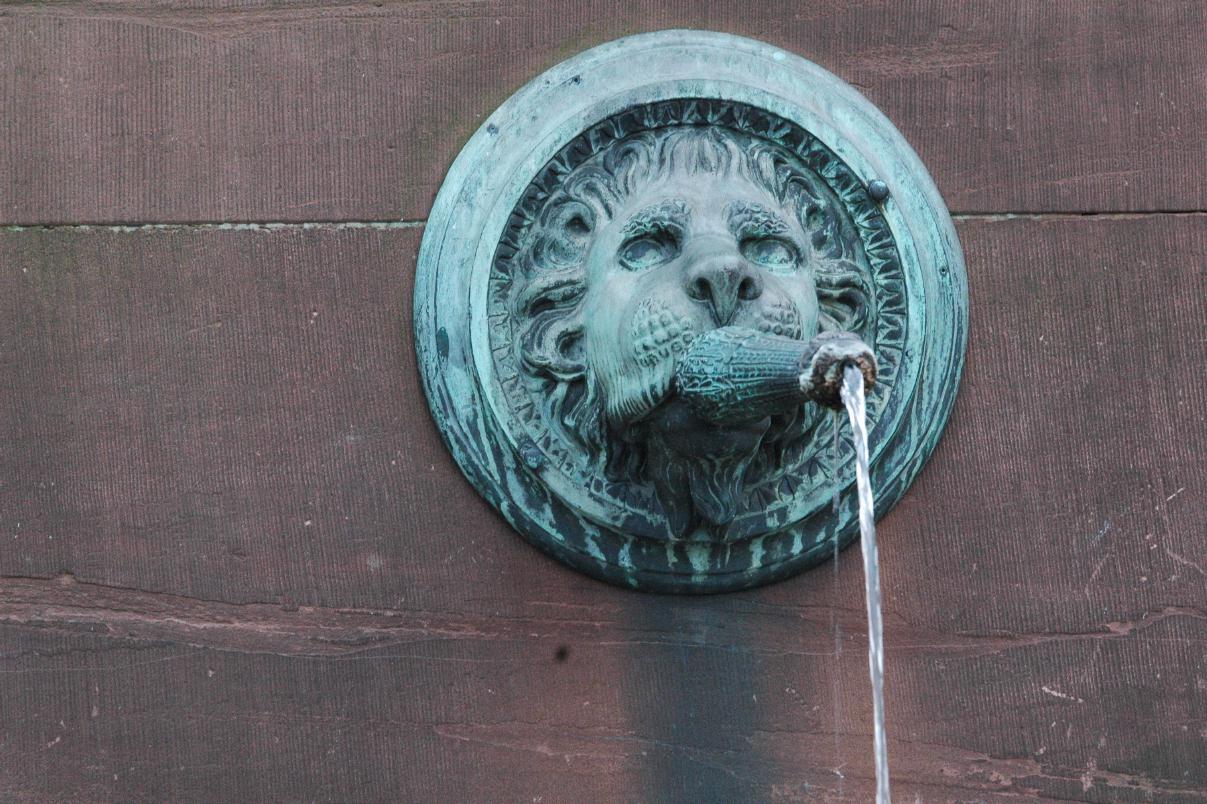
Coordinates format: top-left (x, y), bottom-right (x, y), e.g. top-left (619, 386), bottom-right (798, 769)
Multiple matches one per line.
top-left (488, 99), bottom-right (907, 533)
top-left (414, 31), bottom-right (967, 592)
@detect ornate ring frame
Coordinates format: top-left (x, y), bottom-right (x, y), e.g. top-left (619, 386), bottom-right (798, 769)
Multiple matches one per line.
top-left (414, 30), bottom-right (967, 592)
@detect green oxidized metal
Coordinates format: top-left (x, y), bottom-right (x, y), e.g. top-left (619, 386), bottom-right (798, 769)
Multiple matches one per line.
top-left (414, 30), bottom-right (968, 593)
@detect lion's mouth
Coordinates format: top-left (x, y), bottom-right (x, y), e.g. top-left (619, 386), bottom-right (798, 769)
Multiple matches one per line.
top-left (676, 327), bottom-right (877, 425)
top-left (615, 309), bottom-right (806, 429)
top-left (639, 327), bottom-right (876, 538)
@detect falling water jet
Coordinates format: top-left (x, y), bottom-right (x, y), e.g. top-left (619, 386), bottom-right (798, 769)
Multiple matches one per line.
top-left (840, 363), bottom-right (890, 804)
top-left (675, 327), bottom-right (888, 800)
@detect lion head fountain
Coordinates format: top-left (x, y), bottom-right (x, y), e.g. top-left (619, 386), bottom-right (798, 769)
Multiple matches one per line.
top-left (418, 34), bottom-right (966, 591)
top-left (497, 121), bottom-right (877, 542)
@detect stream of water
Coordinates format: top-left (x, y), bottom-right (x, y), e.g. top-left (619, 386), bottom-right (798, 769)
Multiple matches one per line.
top-left (840, 364), bottom-right (890, 804)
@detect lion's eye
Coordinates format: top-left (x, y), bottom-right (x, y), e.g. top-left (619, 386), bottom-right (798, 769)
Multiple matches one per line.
top-left (619, 235), bottom-right (678, 271)
top-left (741, 237), bottom-right (798, 272)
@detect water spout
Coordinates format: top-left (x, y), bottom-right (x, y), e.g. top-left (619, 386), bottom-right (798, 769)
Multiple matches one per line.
top-left (674, 327), bottom-right (889, 801)
top-left (841, 363), bottom-right (890, 804)
top-left (674, 327), bottom-right (875, 423)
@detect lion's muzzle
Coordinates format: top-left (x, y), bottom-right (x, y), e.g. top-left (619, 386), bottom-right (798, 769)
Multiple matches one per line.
top-left (674, 327), bottom-right (877, 426)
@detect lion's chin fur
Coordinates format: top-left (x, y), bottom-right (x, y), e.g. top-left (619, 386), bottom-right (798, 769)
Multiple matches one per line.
top-left (647, 439), bottom-right (765, 541)
top-left (601, 374), bottom-right (775, 541)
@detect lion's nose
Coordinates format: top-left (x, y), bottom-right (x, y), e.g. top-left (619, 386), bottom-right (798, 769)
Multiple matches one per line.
top-left (684, 257), bottom-right (763, 326)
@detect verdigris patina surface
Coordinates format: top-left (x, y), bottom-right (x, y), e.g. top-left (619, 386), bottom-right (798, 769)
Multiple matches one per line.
top-left (494, 105), bottom-right (881, 542)
top-left (415, 31), bottom-right (967, 592)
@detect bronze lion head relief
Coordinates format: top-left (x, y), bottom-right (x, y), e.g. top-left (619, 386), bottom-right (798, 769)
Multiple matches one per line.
top-left (497, 109), bottom-right (876, 542)
top-left (418, 32), bottom-right (966, 591)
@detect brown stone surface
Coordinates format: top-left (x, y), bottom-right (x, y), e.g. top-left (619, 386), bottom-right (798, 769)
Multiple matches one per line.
top-left (2, 215), bottom-right (1205, 801)
top-left (2, 1), bottom-right (1206, 800)
top-left (2, 1), bottom-right (1206, 224)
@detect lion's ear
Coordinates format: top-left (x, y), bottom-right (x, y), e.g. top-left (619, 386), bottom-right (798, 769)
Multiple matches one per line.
top-left (517, 273), bottom-right (588, 381)
top-left (816, 258), bottom-right (874, 335)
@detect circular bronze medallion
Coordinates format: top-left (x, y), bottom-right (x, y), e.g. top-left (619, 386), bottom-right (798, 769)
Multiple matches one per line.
top-left (415, 31), bottom-right (967, 592)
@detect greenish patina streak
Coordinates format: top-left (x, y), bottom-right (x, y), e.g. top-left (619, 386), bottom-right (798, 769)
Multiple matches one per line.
top-left (414, 30), bottom-right (968, 593)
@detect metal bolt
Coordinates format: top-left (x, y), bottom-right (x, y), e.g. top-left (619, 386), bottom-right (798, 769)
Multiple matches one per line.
top-left (867, 179), bottom-right (890, 202)
top-left (521, 444), bottom-right (545, 470)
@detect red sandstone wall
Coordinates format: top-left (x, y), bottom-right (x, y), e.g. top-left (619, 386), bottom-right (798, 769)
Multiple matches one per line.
top-left (2, 2), bottom-right (1205, 800)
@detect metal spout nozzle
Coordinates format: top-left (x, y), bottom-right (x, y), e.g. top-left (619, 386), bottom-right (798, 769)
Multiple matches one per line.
top-left (674, 327), bottom-right (877, 426)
